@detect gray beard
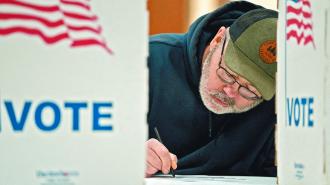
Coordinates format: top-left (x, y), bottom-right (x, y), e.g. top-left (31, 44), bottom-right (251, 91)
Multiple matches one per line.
top-left (199, 44), bottom-right (263, 114)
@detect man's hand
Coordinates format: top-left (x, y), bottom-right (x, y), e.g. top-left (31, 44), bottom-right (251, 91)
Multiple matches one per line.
top-left (145, 138), bottom-right (177, 177)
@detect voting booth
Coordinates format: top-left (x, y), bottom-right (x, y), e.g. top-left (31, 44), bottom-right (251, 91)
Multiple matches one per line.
top-left (0, 0), bottom-right (148, 185)
top-left (277, 0), bottom-right (330, 184)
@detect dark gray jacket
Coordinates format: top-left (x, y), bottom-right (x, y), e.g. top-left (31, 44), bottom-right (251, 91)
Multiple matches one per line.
top-left (148, 1), bottom-right (276, 176)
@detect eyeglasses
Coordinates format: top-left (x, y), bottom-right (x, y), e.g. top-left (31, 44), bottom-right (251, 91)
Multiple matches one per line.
top-left (216, 37), bottom-right (262, 101)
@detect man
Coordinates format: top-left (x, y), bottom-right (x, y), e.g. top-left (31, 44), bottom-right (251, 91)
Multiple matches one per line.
top-left (146, 1), bottom-right (277, 177)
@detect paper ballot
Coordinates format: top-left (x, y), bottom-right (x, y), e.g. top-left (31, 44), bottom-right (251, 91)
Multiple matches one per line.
top-left (145, 175), bottom-right (276, 185)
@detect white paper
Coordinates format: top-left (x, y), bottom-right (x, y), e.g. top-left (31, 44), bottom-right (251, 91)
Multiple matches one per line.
top-left (145, 175), bottom-right (276, 185)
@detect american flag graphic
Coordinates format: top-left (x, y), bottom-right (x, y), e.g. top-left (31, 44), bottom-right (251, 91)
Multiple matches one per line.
top-left (286, 0), bottom-right (315, 47)
top-left (0, 0), bottom-right (113, 54)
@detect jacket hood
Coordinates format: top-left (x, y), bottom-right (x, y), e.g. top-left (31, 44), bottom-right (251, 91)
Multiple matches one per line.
top-left (185, 1), bottom-right (264, 89)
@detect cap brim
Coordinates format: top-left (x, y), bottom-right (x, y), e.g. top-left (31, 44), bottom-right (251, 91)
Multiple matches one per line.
top-left (224, 39), bottom-right (275, 100)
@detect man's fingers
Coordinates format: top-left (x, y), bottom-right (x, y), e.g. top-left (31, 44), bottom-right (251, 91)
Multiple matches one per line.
top-left (170, 153), bottom-right (178, 169)
top-left (147, 148), bottom-right (162, 170)
top-left (147, 138), bottom-right (172, 174)
top-left (153, 144), bottom-right (172, 174)
top-left (145, 162), bottom-right (158, 177)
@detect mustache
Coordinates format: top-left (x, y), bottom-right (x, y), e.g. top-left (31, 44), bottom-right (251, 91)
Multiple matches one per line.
top-left (210, 91), bottom-right (235, 106)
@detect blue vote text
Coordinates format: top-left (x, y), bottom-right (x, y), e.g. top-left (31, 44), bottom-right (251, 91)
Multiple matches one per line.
top-left (287, 97), bottom-right (314, 127)
top-left (1, 100), bottom-right (113, 132)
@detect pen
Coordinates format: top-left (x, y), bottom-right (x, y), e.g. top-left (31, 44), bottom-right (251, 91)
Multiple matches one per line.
top-left (153, 127), bottom-right (176, 178)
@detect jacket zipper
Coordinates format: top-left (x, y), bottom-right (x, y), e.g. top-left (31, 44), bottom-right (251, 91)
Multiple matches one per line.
top-left (208, 111), bottom-right (212, 138)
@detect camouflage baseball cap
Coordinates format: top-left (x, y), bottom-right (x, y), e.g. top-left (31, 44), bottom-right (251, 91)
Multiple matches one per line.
top-left (224, 9), bottom-right (278, 100)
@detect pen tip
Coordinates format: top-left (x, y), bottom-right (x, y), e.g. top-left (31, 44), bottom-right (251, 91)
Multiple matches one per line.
top-left (171, 169), bottom-right (175, 178)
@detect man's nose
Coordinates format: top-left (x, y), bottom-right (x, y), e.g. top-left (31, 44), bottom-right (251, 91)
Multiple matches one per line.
top-left (223, 83), bottom-right (239, 98)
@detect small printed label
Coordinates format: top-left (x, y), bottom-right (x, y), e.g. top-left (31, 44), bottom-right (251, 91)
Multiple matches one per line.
top-left (294, 162), bottom-right (305, 180)
top-left (36, 170), bottom-right (79, 185)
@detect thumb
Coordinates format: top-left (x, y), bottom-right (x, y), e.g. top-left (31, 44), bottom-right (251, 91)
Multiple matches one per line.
top-left (170, 153), bottom-right (178, 169)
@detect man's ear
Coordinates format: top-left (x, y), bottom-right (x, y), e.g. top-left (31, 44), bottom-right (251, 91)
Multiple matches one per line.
top-left (209, 26), bottom-right (226, 49)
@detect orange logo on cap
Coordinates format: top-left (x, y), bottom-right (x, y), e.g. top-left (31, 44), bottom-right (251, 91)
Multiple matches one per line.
top-left (259, 40), bottom-right (276, 64)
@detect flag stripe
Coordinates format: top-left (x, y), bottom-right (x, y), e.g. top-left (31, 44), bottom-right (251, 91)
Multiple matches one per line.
top-left (287, 19), bottom-right (312, 30)
top-left (60, 0), bottom-right (90, 11)
top-left (64, 18), bottom-right (99, 29)
top-left (303, 35), bottom-right (314, 45)
top-left (288, 0), bottom-right (311, 8)
top-left (0, 20), bottom-right (67, 35)
top-left (287, 6), bottom-right (312, 18)
top-left (0, 4), bottom-right (63, 22)
top-left (62, 11), bottom-right (97, 21)
top-left (0, 13), bottom-right (64, 27)
top-left (0, 26), bottom-right (69, 43)
top-left (67, 25), bottom-right (101, 34)
top-left (0, 0), bottom-right (60, 12)
top-left (301, 0), bottom-right (311, 7)
top-left (287, 13), bottom-right (312, 24)
top-left (287, 26), bottom-right (313, 36)
top-left (287, 30), bottom-right (314, 45)
top-left (71, 39), bottom-right (112, 54)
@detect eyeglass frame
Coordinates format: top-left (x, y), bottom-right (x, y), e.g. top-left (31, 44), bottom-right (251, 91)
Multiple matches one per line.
top-left (215, 36), bottom-right (262, 101)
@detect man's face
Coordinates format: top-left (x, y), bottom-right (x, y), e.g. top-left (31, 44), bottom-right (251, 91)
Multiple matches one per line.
top-left (199, 37), bottom-right (263, 114)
